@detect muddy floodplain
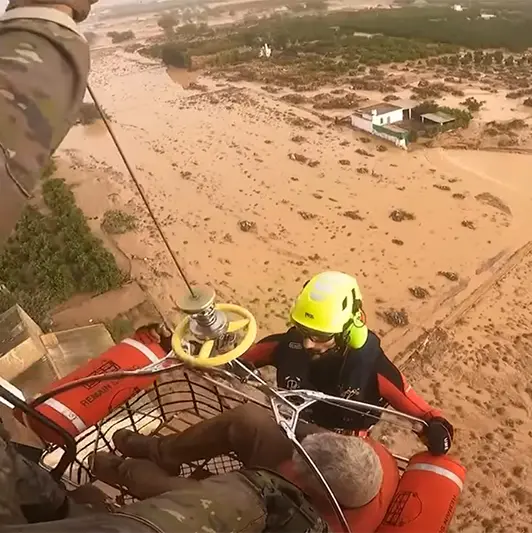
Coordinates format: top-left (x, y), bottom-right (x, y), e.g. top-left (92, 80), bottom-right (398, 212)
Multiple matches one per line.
top-left (47, 26), bottom-right (532, 533)
top-left (62, 50), bottom-right (532, 340)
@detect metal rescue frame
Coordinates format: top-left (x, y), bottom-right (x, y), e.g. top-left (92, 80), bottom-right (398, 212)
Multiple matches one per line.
top-left (6, 354), bottom-right (429, 533)
top-left (0, 82), bottom-right (429, 533)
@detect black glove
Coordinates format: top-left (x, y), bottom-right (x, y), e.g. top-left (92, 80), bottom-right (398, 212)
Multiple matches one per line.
top-left (423, 417), bottom-right (454, 455)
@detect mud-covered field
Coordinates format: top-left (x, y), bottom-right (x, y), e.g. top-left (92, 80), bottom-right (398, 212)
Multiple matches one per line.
top-left (49, 35), bottom-right (532, 532)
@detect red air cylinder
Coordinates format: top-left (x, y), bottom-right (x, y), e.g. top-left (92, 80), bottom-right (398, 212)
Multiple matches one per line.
top-left (376, 451), bottom-right (466, 533)
top-left (15, 338), bottom-right (165, 446)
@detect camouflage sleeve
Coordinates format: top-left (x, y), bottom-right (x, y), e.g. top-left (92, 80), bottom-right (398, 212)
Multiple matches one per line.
top-left (0, 423), bottom-right (27, 524)
top-left (0, 15), bottom-right (89, 246)
top-left (0, 421), bottom-right (69, 525)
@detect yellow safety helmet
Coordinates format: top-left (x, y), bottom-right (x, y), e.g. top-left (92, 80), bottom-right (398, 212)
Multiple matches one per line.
top-left (290, 271), bottom-right (368, 349)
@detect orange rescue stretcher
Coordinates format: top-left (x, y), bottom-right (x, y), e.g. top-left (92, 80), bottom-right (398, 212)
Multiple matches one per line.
top-left (4, 291), bottom-right (466, 533)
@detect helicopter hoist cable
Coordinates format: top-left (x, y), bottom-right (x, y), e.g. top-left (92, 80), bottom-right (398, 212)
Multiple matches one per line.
top-left (86, 83), bottom-right (196, 298)
top-left (88, 84), bottom-right (245, 357)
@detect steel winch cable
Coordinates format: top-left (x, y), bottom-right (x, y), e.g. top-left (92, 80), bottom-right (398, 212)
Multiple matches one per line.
top-left (86, 83), bottom-right (196, 298)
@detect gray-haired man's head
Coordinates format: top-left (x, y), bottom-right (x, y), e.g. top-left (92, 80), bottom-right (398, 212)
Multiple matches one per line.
top-left (292, 433), bottom-right (383, 508)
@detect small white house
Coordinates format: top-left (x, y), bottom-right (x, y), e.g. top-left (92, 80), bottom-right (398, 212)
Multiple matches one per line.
top-left (356, 103), bottom-right (404, 126)
top-left (350, 101), bottom-right (410, 150)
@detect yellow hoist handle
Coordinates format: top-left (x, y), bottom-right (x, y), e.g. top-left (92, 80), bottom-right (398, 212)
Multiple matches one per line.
top-left (171, 303), bottom-right (257, 367)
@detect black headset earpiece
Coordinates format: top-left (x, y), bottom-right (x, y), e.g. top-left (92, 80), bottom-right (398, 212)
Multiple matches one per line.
top-left (346, 290), bottom-right (365, 334)
top-left (340, 289), bottom-right (360, 340)
top-left (351, 289), bottom-right (361, 313)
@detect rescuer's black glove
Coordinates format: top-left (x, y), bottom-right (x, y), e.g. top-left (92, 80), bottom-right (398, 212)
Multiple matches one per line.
top-left (423, 417), bottom-right (454, 455)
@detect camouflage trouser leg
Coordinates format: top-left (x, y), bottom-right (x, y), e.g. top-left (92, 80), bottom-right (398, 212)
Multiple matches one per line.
top-left (0, 424), bottom-right (26, 524)
top-left (0, 422), bottom-right (69, 525)
top-left (123, 403), bottom-right (326, 475)
top-left (119, 471), bottom-right (267, 533)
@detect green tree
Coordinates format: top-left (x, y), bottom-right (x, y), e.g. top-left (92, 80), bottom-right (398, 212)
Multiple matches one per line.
top-left (158, 13), bottom-right (179, 37)
top-left (161, 43), bottom-right (191, 68)
top-left (460, 97), bottom-right (484, 112)
top-left (412, 100), bottom-right (439, 119)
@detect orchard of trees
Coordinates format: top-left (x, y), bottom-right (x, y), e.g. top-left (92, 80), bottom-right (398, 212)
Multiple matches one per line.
top-left (140, 3), bottom-right (532, 80)
top-left (0, 176), bottom-right (124, 325)
top-left (418, 47), bottom-right (532, 70)
top-left (323, 5), bottom-right (532, 52)
top-left (202, 4), bottom-right (532, 58)
top-left (153, 14), bottom-right (460, 71)
top-left (139, 42), bottom-right (192, 69)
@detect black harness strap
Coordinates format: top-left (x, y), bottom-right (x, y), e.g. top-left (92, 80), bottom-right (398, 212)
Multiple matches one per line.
top-left (240, 469), bottom-right (331, 533)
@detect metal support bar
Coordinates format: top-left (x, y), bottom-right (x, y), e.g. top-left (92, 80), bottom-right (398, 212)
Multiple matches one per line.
top-left (280, 389), bottom-right (428, 431)
top-left (0, 384), bottom-right (76, 480)
top-left (197, 361), bottom-right (430, 533)
top-left (271, 395), bottom-right (352, 533)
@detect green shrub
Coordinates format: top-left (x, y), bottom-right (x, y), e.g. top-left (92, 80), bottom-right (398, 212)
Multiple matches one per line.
top-left (106, 316), bottom-right (135, 342)
top-left (460, 97), bottom-right (484, 112)
top-left (102, 210), bottom-right (137, 234)
top-left (0, 178), bottom-right (125, 324)
top-left (108, 30), bottom-right (135, 44)
top-left (42, 158), bottom-right (58, 179)
top-left (161, 43), bottom-right (191, 68)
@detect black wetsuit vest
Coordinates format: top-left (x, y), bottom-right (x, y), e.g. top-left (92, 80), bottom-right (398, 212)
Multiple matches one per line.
top-left (271, 328), bottom-right (386, 431)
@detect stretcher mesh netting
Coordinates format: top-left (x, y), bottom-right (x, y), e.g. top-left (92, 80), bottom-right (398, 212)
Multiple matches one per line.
top-left (41, 368), bottom-right (268, 499)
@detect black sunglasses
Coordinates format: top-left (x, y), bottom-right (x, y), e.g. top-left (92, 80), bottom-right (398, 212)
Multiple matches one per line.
top-left (296, 326), bottom-right (335, 343)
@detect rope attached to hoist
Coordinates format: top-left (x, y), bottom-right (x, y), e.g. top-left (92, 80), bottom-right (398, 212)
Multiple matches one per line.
top-left (86, 83), bottom-right (196, 298)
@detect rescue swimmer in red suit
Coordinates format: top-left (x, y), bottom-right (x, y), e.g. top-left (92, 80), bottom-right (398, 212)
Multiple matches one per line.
top-left (241, 271), bottom-right (454, 455)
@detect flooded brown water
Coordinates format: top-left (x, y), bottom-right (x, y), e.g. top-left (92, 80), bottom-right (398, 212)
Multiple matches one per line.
top-left (166, 67), bottom-right (201, 88)
top-left (61, 49), bottom-right (532, 345)
top-left (52, 17), bottom-right (532, 532)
